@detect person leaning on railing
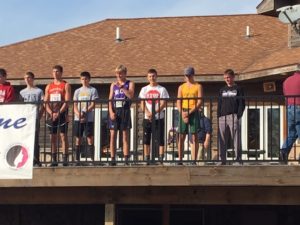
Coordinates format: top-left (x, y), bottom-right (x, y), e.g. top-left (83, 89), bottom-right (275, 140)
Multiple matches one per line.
top-left (176, 66), bottom-right (203, 165)
top-left (280, 70), bottom-right (300, 164)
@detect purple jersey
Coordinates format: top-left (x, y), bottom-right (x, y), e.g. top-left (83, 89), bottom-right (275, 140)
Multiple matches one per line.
top-left (112, 80), bottom-right (131, 109)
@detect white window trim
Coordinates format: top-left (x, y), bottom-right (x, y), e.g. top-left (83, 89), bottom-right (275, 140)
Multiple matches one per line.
top-left (94, 107), bottom-right (136, 160)
top-left (241, 105), bottom-right (284, 160)
top-left (165, 106), bottom-right (208, 160)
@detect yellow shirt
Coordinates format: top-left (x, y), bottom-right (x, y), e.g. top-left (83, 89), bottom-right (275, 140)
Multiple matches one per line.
top-left (181, 82), bottom-right (200, 109)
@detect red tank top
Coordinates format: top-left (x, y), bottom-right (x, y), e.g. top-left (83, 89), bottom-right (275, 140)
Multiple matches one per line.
top-left (47, 81), bottom-right (66, 112)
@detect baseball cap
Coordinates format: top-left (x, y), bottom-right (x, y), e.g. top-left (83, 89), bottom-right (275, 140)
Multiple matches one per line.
top-left (184, 67), bottom-right (195, 76)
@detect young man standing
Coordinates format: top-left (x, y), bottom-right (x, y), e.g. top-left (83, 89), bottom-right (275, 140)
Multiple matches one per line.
top-left (20, 72), bottom-right (44, 166)
top-left (108, 65), bottom-right (135, 165)
top-left (44, 65), bottom-right (71, 167)
top-left (217, 69), bottom-right (245, 165)
top-left (0, 68), bottom-right (15, 103)
top-left (177, 67), bottom-right (202, 165)
top-left (139, 69), bottom-right (169, 165)
top-left (73, 71), bottom-right (99, 166)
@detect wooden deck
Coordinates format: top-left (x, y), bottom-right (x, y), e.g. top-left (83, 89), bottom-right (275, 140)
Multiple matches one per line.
top-left (1, 165), bottom-right (300, 205)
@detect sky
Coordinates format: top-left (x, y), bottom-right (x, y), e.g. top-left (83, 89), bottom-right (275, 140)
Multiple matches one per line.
top-left (0, 0), bottom-right (262, 47)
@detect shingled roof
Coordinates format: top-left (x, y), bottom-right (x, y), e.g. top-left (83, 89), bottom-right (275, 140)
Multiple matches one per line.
top-left (0, 14), bottom-right (297, 83)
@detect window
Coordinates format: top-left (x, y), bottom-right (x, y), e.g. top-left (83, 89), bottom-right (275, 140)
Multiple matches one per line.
top-left (241, 106), bottom-right (284, 159)
top-left (94, 106), bottom-right (136, 160)
top-left (165, 106), bottom-right (208, 160)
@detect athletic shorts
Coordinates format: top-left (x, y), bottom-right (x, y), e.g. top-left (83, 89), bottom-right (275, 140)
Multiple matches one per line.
top-left (108, 108), bottom-right (132, 130)
top-left (178, 109), bottom-right (199, 134)
top-left (46, 112), bottom-right (68, 134)
top-left (143, 119), bottom-right (165, 146)
top-left (73, 121), bottom-right (94, 137)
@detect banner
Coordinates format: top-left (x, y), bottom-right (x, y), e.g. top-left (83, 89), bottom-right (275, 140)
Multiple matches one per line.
top-left (0, 104), bottom-right (37, 179)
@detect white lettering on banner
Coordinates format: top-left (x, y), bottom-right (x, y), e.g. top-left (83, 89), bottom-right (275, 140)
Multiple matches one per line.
top-left (0, 104), bottom-right (36, 179)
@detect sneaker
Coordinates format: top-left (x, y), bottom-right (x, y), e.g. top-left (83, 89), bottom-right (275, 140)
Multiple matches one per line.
top-left (50, 161), bottom-right (58, 167)
top-left (158, 156), bottom-right (164, 165)
top-left (124, 157), bottom-right (129, 166)
top-left (109, 159), bottom-right (116, 166)
top-left (33, 160), bottom-right (42, 167)
top-left (279, 151), bottom-right (288, 165)
top-left (62, 160), bottom-right (68, 167)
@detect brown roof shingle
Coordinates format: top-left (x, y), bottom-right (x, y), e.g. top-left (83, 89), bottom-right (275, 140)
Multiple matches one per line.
top-left (0, 14), bottom-right (291, 80)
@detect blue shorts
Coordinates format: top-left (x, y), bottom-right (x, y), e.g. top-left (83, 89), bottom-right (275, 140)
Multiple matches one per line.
top-left (108, 108), bottom-right (132, 130)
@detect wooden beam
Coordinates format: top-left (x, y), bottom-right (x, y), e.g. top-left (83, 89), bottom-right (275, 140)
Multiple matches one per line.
top-left (1, 186), bottom-right (300, 205)
top-left (2, 166), bottom-right (300, 188)
top-left (105, 204), bottom-right (115, 225)
top-left (238, 64), bottom-right (299, 81)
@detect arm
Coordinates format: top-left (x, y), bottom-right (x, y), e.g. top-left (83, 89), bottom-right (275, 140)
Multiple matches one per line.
top-left (108, 83), bottom-right (116, 120)
top-left (203, 117), bottom-right (212, 149)
top-left (139, 88), bottom-right (152, 119)
top-left (38, 90), bottom-right (45, 119)
top-left (203, 133), bottom-right (211, 149)
top-left (5, 86), bottom-right (15, 102)
top-left (140, 98), bottom-right (152, 119)
top-left (59, 82), bottom-right (71, 114)
top-left (87, 89), bottom-right (99, 112)
top-left (189, 83), bottom-right (203, 114)
top-left (237, 87), bottom-right (245, 119)
top-left (217, 89), bottom-right (222, 118)
top-left (73, 91), bottom-right (81, 118)
top-left (44, 84), bottom-right (52, 115)
top-left (121, 81), bottom-right (135, 99)
top-left (176, 85), bottom-right (183, 112)
top-left (177, 85), bottom-right (188, 121)
top-left (156, 87), bottom-right (169, 114)
top-left (157, 99), bottom-right (166, 114)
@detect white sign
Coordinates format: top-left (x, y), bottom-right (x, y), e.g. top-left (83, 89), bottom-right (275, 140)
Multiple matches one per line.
top-left (0, 104), bottom-right (37, 179)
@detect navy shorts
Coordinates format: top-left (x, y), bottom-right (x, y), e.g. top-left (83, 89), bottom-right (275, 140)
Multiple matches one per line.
top-left (108, 108), bottom-right (132, 130)
top-left (73, 121), bottom-right (94, 137)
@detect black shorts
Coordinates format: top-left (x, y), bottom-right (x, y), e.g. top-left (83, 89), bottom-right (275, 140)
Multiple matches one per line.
top-left (73, 121), bottom-right (94, 137)
top-left (46, 112), bottom-right (68, 134)
top-left (108, 108), bottom-right (132, 131)
top-left (143, 118), bottom-right (165, 146)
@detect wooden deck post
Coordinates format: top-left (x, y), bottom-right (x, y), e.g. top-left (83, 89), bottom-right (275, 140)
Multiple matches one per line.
top-left (162, 204), bottom-right (170, 225)
top-left (105, 204), bottom-right (115, 225)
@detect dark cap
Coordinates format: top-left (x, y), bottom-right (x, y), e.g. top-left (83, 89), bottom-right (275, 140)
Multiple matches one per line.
top-left (184, 66), bottom-right (195, 76)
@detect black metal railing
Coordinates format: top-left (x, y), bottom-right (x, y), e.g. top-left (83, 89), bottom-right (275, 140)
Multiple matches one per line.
top-left (2, 95), bottom-right (299, 166)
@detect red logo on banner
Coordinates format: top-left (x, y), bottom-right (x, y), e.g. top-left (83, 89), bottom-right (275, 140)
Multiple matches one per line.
top-left (6, 145), bottom-right (29, 169)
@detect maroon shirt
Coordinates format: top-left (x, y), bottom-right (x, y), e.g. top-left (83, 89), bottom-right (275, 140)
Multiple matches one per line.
top-left (283, 72), bottom-right (300, 105)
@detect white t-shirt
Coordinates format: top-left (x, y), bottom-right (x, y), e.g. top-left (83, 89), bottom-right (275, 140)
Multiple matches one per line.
top-left (139, 84), bottom-right (169, 119)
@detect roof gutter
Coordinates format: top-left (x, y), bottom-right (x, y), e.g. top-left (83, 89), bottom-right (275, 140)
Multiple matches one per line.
top-left (238, 64), bottom-right (299, 81)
